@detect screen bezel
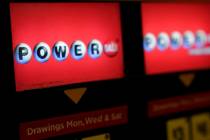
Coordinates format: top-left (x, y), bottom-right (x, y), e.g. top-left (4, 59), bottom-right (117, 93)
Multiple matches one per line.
top-left (6, 0), bottom-right (130, 94)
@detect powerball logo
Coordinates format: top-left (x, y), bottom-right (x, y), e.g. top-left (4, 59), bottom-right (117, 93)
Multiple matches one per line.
top-left (144, 30), bottom-right (210, 55)
top-left (14, 39), bottom-right (119, 64)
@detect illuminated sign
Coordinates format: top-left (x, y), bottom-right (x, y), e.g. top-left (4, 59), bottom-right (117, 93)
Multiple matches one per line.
top-left (144, 30), bottom-right (209, 51)
top-left (15, 40), bottom-right (118, 63)
top-left (142, 3), bottom-right (210, 74)
top-left (166, 113), bottom-right (210, 140)
top-left (19, 106), bottom-right (128, 140)
top-left (191, 113), bottom-right (210, 140)
top-left (167, 118), bottom-right (190, 140)
top-left (148, 92), bottom-right (210, 118)
top-left (10, 3), bottom-right (124, 91)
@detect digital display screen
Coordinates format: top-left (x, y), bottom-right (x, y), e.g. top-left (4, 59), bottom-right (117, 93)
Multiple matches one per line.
top-left (10, 3), bottom-right (124, 91)
top-left (142, 3), bottom-right (210, 75)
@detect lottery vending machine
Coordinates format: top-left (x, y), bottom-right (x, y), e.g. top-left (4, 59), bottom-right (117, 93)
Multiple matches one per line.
top-left (7, 1), bottom-right (129, 140)
top-left (141, 2), bottom-right (210, 140)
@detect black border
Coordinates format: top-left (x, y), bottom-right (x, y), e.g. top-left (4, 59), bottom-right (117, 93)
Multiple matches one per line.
top-left (5, 1), bottom-right (130, 94)
top-left (2, 0), bottom-right (131, 123)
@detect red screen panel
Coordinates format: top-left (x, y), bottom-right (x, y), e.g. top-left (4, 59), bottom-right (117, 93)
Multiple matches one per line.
top-left (10, 3), bottom-right (124, 92)
top-left (142, 3), bottom-right (210, 75)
